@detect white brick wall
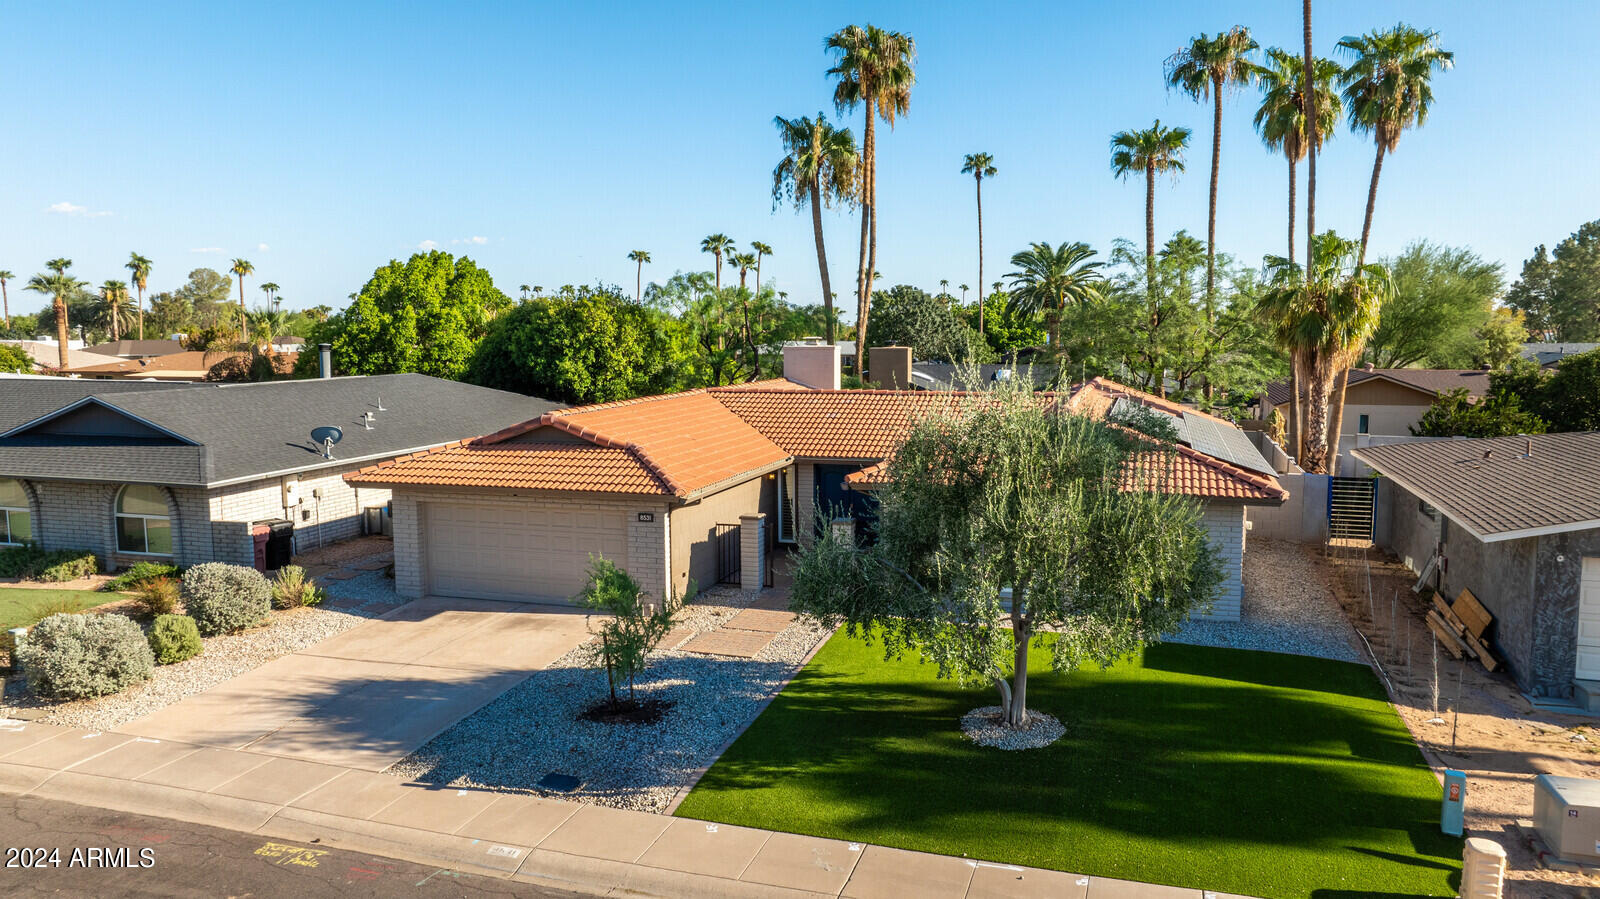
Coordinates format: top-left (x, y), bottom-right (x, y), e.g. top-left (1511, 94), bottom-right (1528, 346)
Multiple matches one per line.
top-left (207, 464), bottom-right (391, 558)
top-left (28, 480), bottom-right (214, 571)
top-left (1194, 502), bottom-right (1246, 622)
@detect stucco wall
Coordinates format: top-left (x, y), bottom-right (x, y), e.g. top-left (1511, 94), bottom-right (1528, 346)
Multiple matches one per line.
top-left (669, 476), bottom-right (767, 597)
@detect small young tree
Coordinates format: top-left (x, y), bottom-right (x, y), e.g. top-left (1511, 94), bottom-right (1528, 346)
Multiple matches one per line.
top-left (576, 557), bottom-right (677, 708)
top-left (790, 380), bottom-right (1223, 728)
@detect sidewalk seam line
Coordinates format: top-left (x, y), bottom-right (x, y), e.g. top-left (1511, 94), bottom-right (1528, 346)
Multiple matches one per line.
top-left (733, 829), bottom-right (773, 882)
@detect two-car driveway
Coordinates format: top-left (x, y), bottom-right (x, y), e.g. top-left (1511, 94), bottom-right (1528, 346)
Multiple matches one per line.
top-left (120, 598), bottom-right (593, 771)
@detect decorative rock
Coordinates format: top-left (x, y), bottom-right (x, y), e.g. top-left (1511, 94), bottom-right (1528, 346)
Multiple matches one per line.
top-left (961, 705), bottom-right (1065, 750)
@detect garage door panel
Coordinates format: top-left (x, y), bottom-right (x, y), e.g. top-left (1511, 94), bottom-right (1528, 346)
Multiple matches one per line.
top-left (424, 502), bottom-right (630, 604)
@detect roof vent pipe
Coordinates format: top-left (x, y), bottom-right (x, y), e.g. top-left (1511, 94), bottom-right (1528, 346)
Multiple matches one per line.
top-left (1525, 437), bottom-right (1533, 458)
top-left (318, 343), bottom-right (332, 379)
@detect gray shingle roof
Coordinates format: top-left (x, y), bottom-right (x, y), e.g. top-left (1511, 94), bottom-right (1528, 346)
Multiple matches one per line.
top-left (1352, 432), bottom-right (1600, 541)
top-left (0, 377), bottom-right (205, 432)
top-left (0, 374), bottom-right (563, 486)
top-left (1263, 368), bottom-right (1491, 407)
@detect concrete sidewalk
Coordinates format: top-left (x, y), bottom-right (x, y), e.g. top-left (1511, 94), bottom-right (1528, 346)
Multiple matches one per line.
top-left (0, 719), bottom-right (1253, 899)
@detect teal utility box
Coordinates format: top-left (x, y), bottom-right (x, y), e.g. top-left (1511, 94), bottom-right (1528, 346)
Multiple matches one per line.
top-left (1441, 769), bottom-right (1466, 836)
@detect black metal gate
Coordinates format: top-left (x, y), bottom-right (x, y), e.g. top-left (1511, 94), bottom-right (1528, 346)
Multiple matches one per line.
top-left (1328, 476), bottom-right (1376, 542)
top-left (714, 523), bottom-right (741, 585)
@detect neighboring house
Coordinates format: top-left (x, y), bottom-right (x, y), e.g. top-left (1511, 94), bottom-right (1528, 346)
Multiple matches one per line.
top-left (83, 339), bottom-right (187, 360)
top-left (1521, 342), bottom-right (1599, 369)
top-left (65, 350), bottom-right (297, 381)
top-left (0, 340), bottom-right (109, 373)
top-left (272, 336), bottom-right (308, 351)
top-left (1259, 366), bottom-right (1492, 474)
top-left (349, 349), bottom-right (1285, 622)
top-left (910, 361), bottom-right (1059, 392)
top-left (0, 374), bottom-right (561, 571)
top-left (1355, 434), bottom-right (1600, 704)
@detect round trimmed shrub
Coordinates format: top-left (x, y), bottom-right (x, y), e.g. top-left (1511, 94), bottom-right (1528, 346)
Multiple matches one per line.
top-left (181, 563), bottom-right (271, 636)
top-left (16, 613), bottom-right (154, 699)
top-left (147, 614), bottom-right (203, 665)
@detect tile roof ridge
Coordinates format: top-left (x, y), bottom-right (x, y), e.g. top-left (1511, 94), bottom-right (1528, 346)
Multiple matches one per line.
top-left (1165, 439), bottom-right (1288, 500)
top-left (1079, 376), bottom-right (1239, 426)
top-left (552, 388), bottom-right (713, 416)
top-left (620, 442), bottom-right (688, 497)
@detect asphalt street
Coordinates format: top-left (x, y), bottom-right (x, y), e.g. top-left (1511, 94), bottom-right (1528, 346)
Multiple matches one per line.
top-left (0, 794), bottom-right (585, 898)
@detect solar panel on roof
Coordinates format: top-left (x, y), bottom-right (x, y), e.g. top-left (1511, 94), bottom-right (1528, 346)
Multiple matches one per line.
top-left (1179, 412), bottom-right (1276, 476)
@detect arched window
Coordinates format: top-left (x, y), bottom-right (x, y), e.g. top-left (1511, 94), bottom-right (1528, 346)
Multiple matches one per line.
top-left (0, 479), bottom-right (30, 546)
top-left (116, 485), bottom-right (172, 555)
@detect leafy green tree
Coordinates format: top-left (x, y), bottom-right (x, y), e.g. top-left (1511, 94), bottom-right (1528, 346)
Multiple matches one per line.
top-left (1506, 222), bottom-right (1600, 341)
top-left (1004, 242), bottom-right (1105, 353)
top-left (1363, 242), bottom-right (1503, 368)
top-left (144, 292), bottom-right (193, 339)
top-left (465, 286), bottom-right (691, 402)
top-left (1410, 388), bottom-right (1546, 438)
top-left (125, 253), bottom-right (152, 340)
top-left (576, 557), bottom-right (678, 709)
top-left (961, 152), bottom-right (997, 334)
top-left (789, 379), bottom-right (1223, 729)
top-left (229, 258), bottom-right (254, 337)
top-left (171, 268), bottom-right (234, 328)
top-left (961, 289), bottom-right (1045, 356)
top-left (1473, 307), bottom-right (1527, 369)
top-left (0, 312), bottom-right (38, 340)
top-left (1253, 48), bottom-right (1342, 263)
top-left (828, 23), bottom-right (916, 380)
top-left (0, 342), bottom-right (32, 372)
top-left (773, 112), bottom-right (858, 344)
top-left (314, 251), bottom-right (509, 380)
top-left (865, 284), bottom-right (988, 364)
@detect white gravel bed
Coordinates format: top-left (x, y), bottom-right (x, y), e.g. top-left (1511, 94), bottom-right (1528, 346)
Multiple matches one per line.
top-left (1164, 538), bottom-right (1363, 663)
top-left (0, 588), bottom-right (401, 731)
top-left (961, 706), bottom-right (1064, 750)
top-left (388, 588), bottom-right (828, 813)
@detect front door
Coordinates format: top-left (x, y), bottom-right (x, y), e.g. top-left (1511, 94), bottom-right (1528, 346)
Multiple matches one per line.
top-left (813, 464), bottom-right (878, 543)
top-left (1579, 558), bottom-right (1600, 681)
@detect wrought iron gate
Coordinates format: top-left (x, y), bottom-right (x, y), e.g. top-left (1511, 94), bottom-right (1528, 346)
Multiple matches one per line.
top-left (714, 523), bottom-right (741, 585)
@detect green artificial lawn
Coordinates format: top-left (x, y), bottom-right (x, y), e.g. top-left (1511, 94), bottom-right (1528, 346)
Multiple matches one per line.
top-left (676, 633), bottom-right (1460, 899)
top-left (0, 588), bottom-right (119, 631)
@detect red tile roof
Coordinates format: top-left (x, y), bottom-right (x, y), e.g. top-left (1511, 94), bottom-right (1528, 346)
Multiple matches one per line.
top-left (347, 441), bottom-right (671, 494)
top-left (708, 388), bottom-right (978, 459)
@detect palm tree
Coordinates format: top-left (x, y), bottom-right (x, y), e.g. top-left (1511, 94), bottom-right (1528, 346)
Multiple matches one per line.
top-left (773, 112), bottom-right (858, 343)
top-left (701, 234), bottom-right (734, 291)
top-left (249, 308), bottom-right (290, 350)
top-left (828, 23), bottom-right (916, 375)
top-left (532, 286), bottom-right (544, 297)
top-left (1338, 25), bottom-right (1453, 268)
top-left (1166, 26), bottom-right (1258, 399)
top-left (1004, 242), bottom-right (1105, 352)
top-left (750, 242), bottom-right (773, 293)
top-left (229, 258), bottom-right (254, 338)
top-left (1257, 232), bottom-right (1388, 473)
top-left (519, 284), bottom-right (531, 300)
top-left (26, 264), bottom-right (86, 369)
top-left (627, 250), bottom-right (651, 302)
top-left (731, 252), bottom-right (757, 290)
top-left (1111, 122), bottom-right (1191, 396)
top-left (961, 152), bottom-right (997, 335)
top-left (259, 281), bottom-right (281, 309)
top-left (939, 279), bottom-right (949, 297)
top-left (99, 280), bottom-right (133, 341)
top-left (125, 253), bottom-right (152, 340)
top-left (1303, 0), bottom-right (1317, 269)
top-left (0, 271), bottom-right (12, 329)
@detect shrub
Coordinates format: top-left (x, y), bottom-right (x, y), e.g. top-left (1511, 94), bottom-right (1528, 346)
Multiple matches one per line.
top-left (0, 545), bottom-right (97, 581)
top-left (135, 577), bottom-right (181, 617)
top-left (103, 562), bottom-right (182, 593)
top-left (181, 563), bottom-right (271, 636)
top-left (576, 556), bottom-right (677, 706)
top-left (16, 613), bottom-right (154, 698)
top-left (270, 565), bottom-right (324, 609)
top-left (147, 614), bottom-right (203, 665)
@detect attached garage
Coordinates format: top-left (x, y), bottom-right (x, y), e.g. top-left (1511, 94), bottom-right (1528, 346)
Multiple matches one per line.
top-left (422, 500), bottom-right (630, 604)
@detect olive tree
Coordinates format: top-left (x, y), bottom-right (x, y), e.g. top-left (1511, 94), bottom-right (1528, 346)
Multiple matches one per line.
top-left (790, 380), bottom-right (1223, 728)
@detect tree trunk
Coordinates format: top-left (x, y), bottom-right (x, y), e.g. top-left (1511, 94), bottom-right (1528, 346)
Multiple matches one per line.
top-left (54, 296), bottom-right (69, 370)
top-left (2, 281), bottom-right (9, 328)
top-left (811, 178), bottom-right (836, 344)
top-left (1301, 355), bottom-right (1335, 473)
top-left (1286, 363), bottom-right (1300, 463)
top-left (238, 279), bottom-right (248, 342)
top-left (863, 113), bottom-right (880, 375)
top-left (1326, 365), bottom-right (1351, 475)
top-left (714, 254), bottom-right (722, 293)
top-left (109, 297), bottom-right (119, 342)
top-left (1287, 156), bottom-right (1297, 265)
top-left (1303, 0), bottom-right (1316, 273)
top-left (1202, 82), bottom-right (1222, 402)
top-left (636, 262), bottom-right (642, 302)
top-left (853, 92), bottom-right (875, 377)
top-left (136, 285), bottom-right (144, 340)
top-left (975, 175), bottom-right (985, 336)
top-left (1004, 623), bottom-right (1031, 728)
top-left (1358, 141), bottom-right (1386, 268)
top-left (1145, 163), bottom-right (1162, 398)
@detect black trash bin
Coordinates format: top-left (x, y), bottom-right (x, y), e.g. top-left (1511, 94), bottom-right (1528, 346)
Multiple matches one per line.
top-left (263, 519), bottom-right (295, 569)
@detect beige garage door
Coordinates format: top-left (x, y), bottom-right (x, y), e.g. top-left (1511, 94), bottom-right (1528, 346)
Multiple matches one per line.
top-left (423, 502), bottom-right (629, 603)
top-left (1579, 558), bottom-right (1600, 681)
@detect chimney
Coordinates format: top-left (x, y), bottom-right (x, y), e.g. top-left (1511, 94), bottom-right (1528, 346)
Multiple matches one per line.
top-left (867, 346), bottom-right (912, 390)
top-left (318, 343), bottom-right (332, 379)
top-left (782, 340), bottom-right (840, 390)
top-left (1362, 361), bottom-right (1375, 372)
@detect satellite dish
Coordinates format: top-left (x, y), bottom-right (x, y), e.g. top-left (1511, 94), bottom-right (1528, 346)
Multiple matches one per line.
top-left (311, 425), bottom-right (343, 459)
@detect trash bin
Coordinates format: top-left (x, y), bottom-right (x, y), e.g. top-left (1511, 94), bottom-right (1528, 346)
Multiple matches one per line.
top-left (363, 507), bottom-right (383, 536)
top-left (264, 519), bottom-right (295, 569)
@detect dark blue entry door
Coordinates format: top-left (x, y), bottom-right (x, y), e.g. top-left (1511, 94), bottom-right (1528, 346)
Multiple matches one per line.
top-left (813, 464), bottom-right (879, 543)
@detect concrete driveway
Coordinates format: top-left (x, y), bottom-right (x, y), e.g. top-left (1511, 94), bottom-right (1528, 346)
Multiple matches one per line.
top-left (120, 598), bottom-right (594, 771)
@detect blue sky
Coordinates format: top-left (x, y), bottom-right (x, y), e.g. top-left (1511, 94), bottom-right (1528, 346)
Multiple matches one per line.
top-left (5, 1), bottom-right (1596, 318)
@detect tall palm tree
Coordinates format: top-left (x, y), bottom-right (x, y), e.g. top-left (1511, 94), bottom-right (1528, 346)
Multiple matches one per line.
top-left (26, 264), bottom-right (86, 369)
top-left (0, 271), bottom-right (12, 329)
top-left (961, 152), bottom-right (997, 335)
top-left (259, 281), bottom-right (281, 308)
top-left (1004, 241), bottom-right (1105, 352)
top-left (1338, 24), bottom-right (1454, 268)
top-left (532, 286), bottom-right (543, 298)
top-left (828, 23), bottom-right (916, 374)
top-left (773, 112), bottom-right (858, 343)
top-left (1166, 26), bottom-right (1258, 400)
top-left (959, 284), bottom-right (969, 304)
top-left (750, 242), bottom-right (773, 293)
top-left (1257, 232), bottom-right (1388, 474)
top-left (1303, 0), bottom-right (1317, 270)
top-left (700, 234), bottom-right (734, 291)
top-left (125, 253), bottom-right (152, 340)
top-left (627, 250), bottom-right (651, 302)
top-left (1111, 122), bottom-right (1191, 397)
top-left (99, 280), bottom-right (133, 341)
top-left (731, 252), bottom-right (757, 290)
top-left (938, 279), bottom-right (949, 297)
top-left (229, 258), bottom-right (254, 338)
top-left (518, 284), bottom-right (531, 300)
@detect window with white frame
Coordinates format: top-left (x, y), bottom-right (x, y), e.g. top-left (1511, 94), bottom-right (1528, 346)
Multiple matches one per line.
top-left (115, 485), bottom-right (173, 555)
top-left (0, 479), bottom-right (31, 546)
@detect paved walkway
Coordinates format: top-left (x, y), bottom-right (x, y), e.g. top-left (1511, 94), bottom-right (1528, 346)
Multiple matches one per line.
top-left (118, 597), bottom-right (594, 770)
top-left (0, 719), bottom-right (1253, 898)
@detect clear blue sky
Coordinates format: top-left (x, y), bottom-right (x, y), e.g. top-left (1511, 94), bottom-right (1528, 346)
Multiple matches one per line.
top-left (5, 1), bottom-right (1596, 319)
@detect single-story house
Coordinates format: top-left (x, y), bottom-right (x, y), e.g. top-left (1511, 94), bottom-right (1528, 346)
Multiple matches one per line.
top-left (348, 347), bottom-right (1286, 621)
top-left (1259, 366), bottom-right (1492, 474)
top-left (1521, 343), bottom-right (1599, 369)
top-left (0, 373), bottom-right (561, 571)
top-left (65, 350), bottom-right (299, 381)
top-left (1354, 433), bottom-right (1600, 703)
top-left (83, 339), bottom-right (187, 360)
top-left (0, 340), bottom-right (109, 373)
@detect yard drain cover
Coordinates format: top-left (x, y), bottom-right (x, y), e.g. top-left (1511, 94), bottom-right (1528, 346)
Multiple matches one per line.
top-left (536, 772), bottom-right (585, 794)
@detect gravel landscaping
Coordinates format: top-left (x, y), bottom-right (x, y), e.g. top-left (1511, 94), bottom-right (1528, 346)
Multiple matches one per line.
top-left (960, 705), bottom-right (1065, 750)
top-left (0, 569), bottom-right (403, 731)
top-left (388, 584), bottom-right (828, 813)
top-left (1164, 538), bottom-right (1363, 663)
